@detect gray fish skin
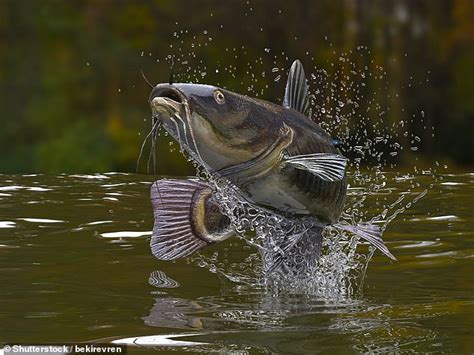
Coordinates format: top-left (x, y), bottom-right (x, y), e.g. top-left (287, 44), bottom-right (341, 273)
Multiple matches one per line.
top-left (149, 83), bottom-right (346, 224)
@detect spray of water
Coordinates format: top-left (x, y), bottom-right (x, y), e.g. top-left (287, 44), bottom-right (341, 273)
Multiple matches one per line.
top-left (142, 36), bottom-right (439, 300)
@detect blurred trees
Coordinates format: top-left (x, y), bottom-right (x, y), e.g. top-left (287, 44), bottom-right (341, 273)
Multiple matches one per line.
top-left (0, 0), bottom-right (472, 174)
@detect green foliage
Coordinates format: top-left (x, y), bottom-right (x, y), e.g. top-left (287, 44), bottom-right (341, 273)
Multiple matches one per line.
top-left (0, 0), bottom-right (472, 173)
top-left (37, 120), bottom-right (114, 173)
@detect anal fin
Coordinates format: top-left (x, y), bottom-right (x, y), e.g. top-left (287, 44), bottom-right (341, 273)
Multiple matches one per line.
top-left (335, 223), bottom-right (397, 261)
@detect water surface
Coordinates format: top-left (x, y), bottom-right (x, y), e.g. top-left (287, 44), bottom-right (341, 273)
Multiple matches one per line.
top-left (0, 172), bottom-right (473, 353)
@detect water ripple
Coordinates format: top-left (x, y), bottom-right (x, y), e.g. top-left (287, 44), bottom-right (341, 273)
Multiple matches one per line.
top-left (410, 215), bottom-right (460, 222)
top-left (100, 231), bottom-right (152, 238)
top-left (0, 221), bottom-right (16, 228)
top-left (396, 241), bottom-right (442, 249)
top-left (149, 270), bottom-right (180, 288)
top-left (112, 334), bottom-right (207, 347)
top-left (0, 185), bottom-right (52, 192)
top-left (18, 218), bottom-right (65, 223)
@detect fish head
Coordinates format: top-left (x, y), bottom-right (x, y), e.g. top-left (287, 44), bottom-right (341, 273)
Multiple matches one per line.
top-left (149, 83), bottom-right (287, 171)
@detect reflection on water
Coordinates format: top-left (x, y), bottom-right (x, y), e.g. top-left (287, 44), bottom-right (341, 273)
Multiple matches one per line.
top-left (0, 173), bottom-right (473, 353)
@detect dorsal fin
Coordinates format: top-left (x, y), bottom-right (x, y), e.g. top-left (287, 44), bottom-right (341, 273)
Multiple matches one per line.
top-left (283, 60), bottom-right (309, 114)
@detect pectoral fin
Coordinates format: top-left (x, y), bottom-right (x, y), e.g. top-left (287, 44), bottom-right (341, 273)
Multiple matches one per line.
top-left (150, 179), bottom-right (233, 260)
top-left (283, 153), bottom-right (347, 182)
top-left (335, 223), bottom-right (397, 261)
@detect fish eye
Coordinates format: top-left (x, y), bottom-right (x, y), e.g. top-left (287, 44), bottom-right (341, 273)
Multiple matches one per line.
top-left (213, 90), bottom-right (225, 104)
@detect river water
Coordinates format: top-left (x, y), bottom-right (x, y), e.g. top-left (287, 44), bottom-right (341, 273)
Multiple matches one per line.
top-left (0, 172), bottom-right (472, 353)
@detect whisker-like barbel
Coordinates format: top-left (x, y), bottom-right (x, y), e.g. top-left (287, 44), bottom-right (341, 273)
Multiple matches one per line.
top-left (147, 119), bottom-right (161, 174)
top-left (137, 118), bottom-right (160, 173)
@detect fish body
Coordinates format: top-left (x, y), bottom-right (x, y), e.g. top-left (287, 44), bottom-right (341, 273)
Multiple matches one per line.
top-left (146, 60), bottom-right (395, 264)
top-left (149, 82), bottom-right (345, 222)
top-left (218, 105), bottom-right (348, 223)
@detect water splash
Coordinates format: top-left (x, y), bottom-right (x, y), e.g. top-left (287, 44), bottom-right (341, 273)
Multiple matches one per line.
top-left (143, 39), bottom-right (438, 299)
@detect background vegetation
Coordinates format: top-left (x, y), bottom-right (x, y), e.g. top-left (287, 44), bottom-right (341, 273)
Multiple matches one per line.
top-left (1, 0), bottom-right (472, 174)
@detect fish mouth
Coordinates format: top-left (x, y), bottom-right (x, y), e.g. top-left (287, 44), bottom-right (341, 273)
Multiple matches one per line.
top-left (145, 85), bottom-right (206, 172)
top-left (150, 87), bottom-right (185, 116)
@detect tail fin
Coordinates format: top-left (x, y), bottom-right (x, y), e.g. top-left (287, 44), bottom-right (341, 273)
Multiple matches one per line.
top-left (150, 179), bottom-right (233, 260)
top-left (335, 223), bottom-right (397, 261)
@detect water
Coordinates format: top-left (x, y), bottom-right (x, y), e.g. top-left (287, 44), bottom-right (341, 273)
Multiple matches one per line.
top-left (0, 172), bottom-right (472, 353)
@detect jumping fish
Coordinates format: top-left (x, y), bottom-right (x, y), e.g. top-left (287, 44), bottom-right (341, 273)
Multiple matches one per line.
top-left (147, 60), bottom-right (396, 265)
